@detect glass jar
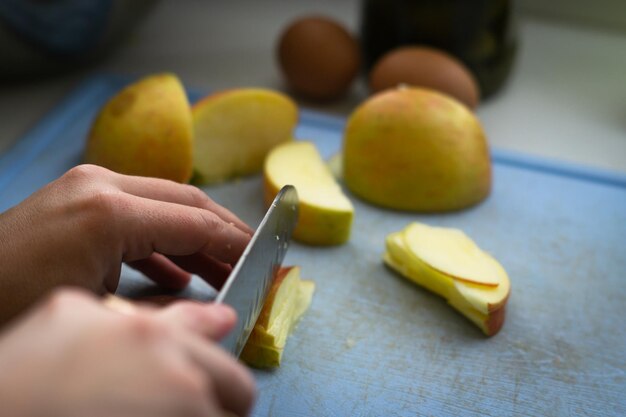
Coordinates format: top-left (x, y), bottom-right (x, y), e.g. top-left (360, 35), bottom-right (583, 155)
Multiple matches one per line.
top-left (360, 0), bottom-right (518, 99)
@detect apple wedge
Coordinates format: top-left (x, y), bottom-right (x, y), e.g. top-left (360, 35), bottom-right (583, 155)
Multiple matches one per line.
top-left (240, 266), bottom-right (315, 368)
top-left (263, 141), bottom-right (354, 245)
top-left (84, 73), bottom-right (193, 183)
top-left (192, 88), bottom-right (298, 184)
top-left (383, 222), bottom-right (510, 336)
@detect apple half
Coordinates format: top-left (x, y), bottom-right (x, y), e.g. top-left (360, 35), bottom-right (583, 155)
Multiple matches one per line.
top-left (383, 222), bottom-right (510, 336)
top-left (84, 73), bottom-right (194, 183)
top-left (192, 88), bottom-right (298, 184)
top-left (241, 266), bottom-right (315, 368)
top-left (263, 141), bottom-right (354, 245)
top-left (343, 86), bottom-right (491, 212)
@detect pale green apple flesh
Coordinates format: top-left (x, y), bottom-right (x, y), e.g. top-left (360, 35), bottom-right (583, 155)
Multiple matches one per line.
top-left (241, 266), bottom-right (315, 368)
top-left (192, 88), bottom-right (298, 184)
top-left (383, 222), bottom-right (510, 336)
top-left (263, 141), bottom-right (354, 245)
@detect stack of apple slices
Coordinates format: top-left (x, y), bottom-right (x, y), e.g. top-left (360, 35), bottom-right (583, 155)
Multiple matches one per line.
top-left (383, 222), bottom-right (510, 336)
top-left (241, 267), bottom-right (315, 368)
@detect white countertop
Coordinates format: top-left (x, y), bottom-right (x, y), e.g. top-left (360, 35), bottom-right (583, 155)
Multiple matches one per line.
top-left (1, 1), bottom-right (625, 173)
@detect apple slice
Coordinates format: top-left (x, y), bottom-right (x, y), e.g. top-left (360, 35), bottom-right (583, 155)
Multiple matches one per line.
top-left (403, 222), bottom-right (500, 286)
top-left (263, 141), bottom-right (354, 245)
top-left (240, 266), bottom-right (315, 368)
top-left (192, 88), bottom-right (298, 184)
top-left (383, 223), bottom-right (510, 336)
top-left (84, 73), bottom-right (193, 183)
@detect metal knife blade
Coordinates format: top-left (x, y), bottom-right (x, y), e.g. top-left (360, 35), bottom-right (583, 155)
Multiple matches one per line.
top-left (216, 185), bottom-right (299, 357)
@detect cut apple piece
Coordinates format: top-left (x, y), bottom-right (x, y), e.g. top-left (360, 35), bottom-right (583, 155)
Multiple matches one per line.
top-left (343, 87), bottom-right (491, 212)
top-left (84, 73), bottom-right (194, 183)
top-left (383, 223), bottom-right (510, 336)
top-left (403, 222), bottom-right (501, 287)
top-left (241, 266), bottom-right (315, 368)
top-left (264, 141), bottom-right (354, 245)
top-left (192, 88), bottom-right (298, 184)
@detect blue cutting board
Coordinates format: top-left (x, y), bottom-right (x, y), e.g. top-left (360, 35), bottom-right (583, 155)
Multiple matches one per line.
top-left (1, 75), bottom-right (625, 417)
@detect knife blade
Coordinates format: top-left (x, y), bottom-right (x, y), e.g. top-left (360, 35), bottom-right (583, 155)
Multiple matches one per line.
top-left (216, 185), bottom-right (299, 357)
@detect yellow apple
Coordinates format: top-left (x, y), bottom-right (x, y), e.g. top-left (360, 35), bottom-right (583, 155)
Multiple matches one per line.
top-left (192, 88), bottom-right (298, 184)
top-left (84, 73), bottom-right (193, 183)
top-left (263, 141), bottom-right (354, 245)
top-left (240, 266), bottom-right (315, 368)
top-left (343, 86), bottom-right (491, 212)
top-left (383, 222), bottom-right (510, 336)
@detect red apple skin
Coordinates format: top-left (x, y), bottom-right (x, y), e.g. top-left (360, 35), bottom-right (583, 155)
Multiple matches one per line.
top-left (484, 304), bottom-right (507, 336)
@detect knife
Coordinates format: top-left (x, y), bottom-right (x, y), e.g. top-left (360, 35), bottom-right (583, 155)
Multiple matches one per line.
top-left (216, 185), bottom-right (299, 357)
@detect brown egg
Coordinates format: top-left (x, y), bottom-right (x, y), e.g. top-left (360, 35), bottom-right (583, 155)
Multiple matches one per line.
top-left (369, 46), bottom-right (480, 109)
top-left (277, 16), bottom-right (360, 101)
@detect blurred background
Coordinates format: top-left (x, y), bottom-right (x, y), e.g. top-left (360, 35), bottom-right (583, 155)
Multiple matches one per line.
top-left (1, 0), bottom-right (625, 172)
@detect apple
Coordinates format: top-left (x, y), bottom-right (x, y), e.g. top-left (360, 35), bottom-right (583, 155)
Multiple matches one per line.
top-left (192, 88), bottom-right (298, 184)
top-left (403, 222), bottom-right (500, 287)
top-left (240, 266), bottom-right (315, 368)
top-left (84, 73), bottom-right (193, 183)
top-left (343, 86), bottom-right (491, 212)
top-left (383, 222), bottom-right (510, 336)
top-left (263, 141), bottom-right (354, 245)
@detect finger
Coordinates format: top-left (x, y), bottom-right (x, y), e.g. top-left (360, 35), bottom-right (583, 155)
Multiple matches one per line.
top-left (167, 254), bottom-right (232, 290)
top-left (183, 332), bottom-right (256, 416)
top-left (102, 294), bottom-right (139, 315)
top-left (126, 253), bottom-right (192, 290)
top-left (118, 194), bottom-right (251, 265)
top-left (37, 288), bottom-right (105, 321)
top-left (111, 173), bottom-right (254, 235)
top-left (158, 302), bottom-right (237, 341)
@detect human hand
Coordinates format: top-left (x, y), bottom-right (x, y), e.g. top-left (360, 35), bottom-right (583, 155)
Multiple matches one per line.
top-left (0, 288), bottom-right (256, 417)
top-left (0, 164), bottom-right (253, 324)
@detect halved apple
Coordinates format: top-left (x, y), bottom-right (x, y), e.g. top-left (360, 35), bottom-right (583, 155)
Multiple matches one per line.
top-left (241, 266), bottom-right (315, 368)
top-left (192, 88), bottom-right (298, 184)
top-left (383, 222), bottom-right (510, 336)
top-left (264, 141), bottom-right (354, 245)
top-left (84, 73), bottom-right (193, 183)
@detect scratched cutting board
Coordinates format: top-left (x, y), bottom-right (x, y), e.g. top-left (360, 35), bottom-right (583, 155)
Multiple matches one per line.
top-left (0, 75), bottom-right (625, 417)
